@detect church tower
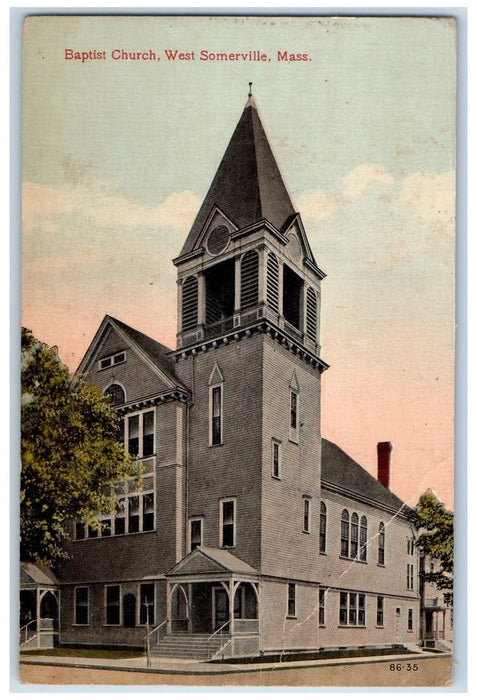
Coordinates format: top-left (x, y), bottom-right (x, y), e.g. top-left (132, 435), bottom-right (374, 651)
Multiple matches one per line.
top-left (172, 90), bottom-right (328, 591)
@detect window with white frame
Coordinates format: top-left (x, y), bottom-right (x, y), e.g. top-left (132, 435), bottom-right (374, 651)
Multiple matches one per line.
top-left (289, 389), bottom-right (299, 442)
top-left (319, 588), bottom-right (326, 626)
top-left (376, 596), bottom-right (384, 627)
top-left (319, 502), bottom-right (327, 554)
top-left (209, 365), bottom-right (224, 446)
top-left (74, 586), bottom-right (89, 625)
top-left (220, 498), bottom-right (235, 547)
top-left (339, 592), bottom-right (366, 626)
top-left (407, 563), bottom-right (414, 590)
top-left (340, 509), bottom-right (350, 558)
top-left (359, 516), bottom-right (367, 561)
top-left (104, 383), bottom-right (125, 406)
top-left (105, 585), bottom-right (121, 625)
top-left (126, 410), bottom-right (155, 458)
top-left (189, 518), bottom-right (203, 551)
top-left (378, 522), bottom-right (385, 565)
top-left (99, 351), bottom-right (126, 370)
top-left (271, 439), bottom-right (281, 478)
top-left (287, 582), bottom-right (296, 617)
top-left (407, 608), bottom-right (413, 632)
top-left (303, 497), bottom-right (311, 533)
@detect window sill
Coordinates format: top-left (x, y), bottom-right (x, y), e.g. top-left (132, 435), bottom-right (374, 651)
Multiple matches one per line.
top-left (338, 625), bottom-right (366, 629)
top-left (302, 530), bottom-right (310, 535)
top-left (286, 615), bottom-right (297, 620)
top-left (72, 624), bottom-right (90, 627)
top-left (272, 475), bottom-right (282, 480)
top-left (319, 551), bottom-right (327, 556)
top-left (377, 563), bottom-right (386, 568)
top-left (339, 556), bottom-right (368, 564)
top-left (208, 443), bottom-right (224, 448)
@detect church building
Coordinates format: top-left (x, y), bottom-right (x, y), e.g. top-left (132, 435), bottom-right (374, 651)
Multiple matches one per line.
top-left (35, 92), bottom-right (422, 658)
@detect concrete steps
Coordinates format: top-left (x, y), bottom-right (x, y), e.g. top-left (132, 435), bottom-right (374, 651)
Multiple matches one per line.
top-left (151, 633), bottom-right (229, 660)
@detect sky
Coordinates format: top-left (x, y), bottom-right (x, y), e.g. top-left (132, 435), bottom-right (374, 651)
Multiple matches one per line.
top-left (21, 15), bottom-right (456, 509)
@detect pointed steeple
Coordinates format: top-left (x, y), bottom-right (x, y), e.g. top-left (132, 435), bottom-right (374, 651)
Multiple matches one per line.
top-left (179, 93), bottom-right (297, 258)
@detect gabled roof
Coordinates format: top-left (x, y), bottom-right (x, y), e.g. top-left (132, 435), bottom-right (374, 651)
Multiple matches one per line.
top-left (321, 438), bottom-right (407, 513)
top-left (167, 546), bottom-right (257, 577)
top-left (76, 315), bottom-right (187, 391)
top-left (179, 96), bottom-right (297, 258)
top-left (20, 562), bottom-right (58, 587)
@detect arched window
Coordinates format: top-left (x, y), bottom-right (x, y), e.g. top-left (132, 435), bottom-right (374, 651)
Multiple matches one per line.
top-left (104, 383), bottom-right (125, 406)
top-left (182, 276), bottom-right (199, 331)
top-left (340, 509), bottom-right (350, 557)
top-left (350, 512), bottom-right (359, 558)
top-left (378, 522), bottom-right (385, 565)
top-left (319, 502), bottom-right (327, 554)
top-left (240, 250), bottom-right (259, 309)
top-left (306, 287), bottom-right (317, 341)
top-left (359, 516), bottom-right (368, 561)
top-left (266, 252), bottom-right (279, 313)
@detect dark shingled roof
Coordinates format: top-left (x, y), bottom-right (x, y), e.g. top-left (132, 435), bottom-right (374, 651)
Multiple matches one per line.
top-left (107, 316), bottom-right (187, 390)
top-left (179, 96), bottom-right (297, 258)
top-left (321, 438), bottom-right (406, 513)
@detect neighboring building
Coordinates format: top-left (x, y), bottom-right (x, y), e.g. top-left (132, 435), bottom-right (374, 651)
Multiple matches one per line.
top-left (419, 555), bottom-right (453, 651)
top-left (23, 93), bottom-right (424, 658)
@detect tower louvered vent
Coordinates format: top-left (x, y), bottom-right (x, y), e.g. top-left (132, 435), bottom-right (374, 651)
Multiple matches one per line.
top-left (267, 252), bottom-right (279, 313)
top-left (240, 250), bottom-right (259, 310)
top-left (306, 287), bottom-right (317, 341)
top-left (182, 276), bottom-right (199, 331)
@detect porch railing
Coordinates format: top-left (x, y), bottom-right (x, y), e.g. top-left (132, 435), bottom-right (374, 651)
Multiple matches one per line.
top-left (207, 619), bottom-right (230, 660)
top-left (19, 619), bottom-right (38, 648)
top-left (144, 618), bottom-right (168, 667)
top-left (209, 638), bottom-right (232, 661)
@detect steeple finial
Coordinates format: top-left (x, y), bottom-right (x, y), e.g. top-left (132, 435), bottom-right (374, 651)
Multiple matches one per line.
top-left (248, 82), bottom-right (253, 97)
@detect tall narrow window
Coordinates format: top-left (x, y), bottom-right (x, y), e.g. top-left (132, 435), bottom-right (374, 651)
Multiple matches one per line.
top-left (378, 522), bottom-right (385, 565)
top-left (128, 415), bottom-right (140, 456)
top-left (182, 276), bottom-right (199, 331)
top-left (350, 513), bottom-right (359, 558)
top-left (221, 499), bottom-right (235, 547)
top-left (290, 390), bottom-right (298, 430)
top-left (339, 592), bottom-right (348, 625)
top-left (358, 594), bottom-right (366, 626)
top-left (407, 564), bottom-right (414, 590)
top-left (349, 593), bottom-right (357, 625)
top-left (377, 596), bottom-right (384, 627)
top-left (408, 609), bottom-right (414, 632)
top-left (306, 287), bottom-right (318, 341)
top-left (240, 250), bottom-right (259, 309)
top-left (106, 585), bottom-right (120, 625)
top-left (319, 502), bottom-right (327, 554)
top-left (211, 386), bottom-right (222, 445)
top-left (190, 518), bottom-right (202, 551)
top-left (287, 583), bottom-right (296, 617)
top-left (142, 411), bottom-right (154, 457)
top-left (140, 583), bottom-right (155, 626)
top-left (271, 439), bottom-right (281, 478)
top-left (289, 374), bottom-right (300, 443)
top-left (142, 493), bottom-right (154, 531)
top-left (75, 587), bottom-right (89, 625)
top-left (303, 498), bottom-right (310, 533)
top-left (359, 516), bottom-right (368, 561)
top-left (341, 510), bottom-right (350, 558)
top-left (319, 589), bottom-right (326, 626)
top-left (114, 499), bottom-right (126, 535)
top-left (128, 496), bottom-right (140, 533)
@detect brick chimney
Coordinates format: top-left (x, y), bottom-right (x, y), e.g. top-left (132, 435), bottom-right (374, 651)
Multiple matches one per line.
top-left (377, 441), bottom-right (393, 489)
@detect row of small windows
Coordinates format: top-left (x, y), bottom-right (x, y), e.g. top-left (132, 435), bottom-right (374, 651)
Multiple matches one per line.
top-left (181, 250), bottom-right (319, 340)
top-left (74, 583), bottom-right (155, 627)
top-left (288, 587), bottom-right (414, 631)
top-left (75, 493), bottom-right (155, 539)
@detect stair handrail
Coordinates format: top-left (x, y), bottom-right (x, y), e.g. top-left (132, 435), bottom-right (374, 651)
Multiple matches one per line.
top-left (209, 637), bottom-right (232, 661)
top-left (144, 618), bottom-right (168, 668)
top-left (19, 619), bottom-right (39, 648)
top-left (207, 619), bottom-right (230, 658)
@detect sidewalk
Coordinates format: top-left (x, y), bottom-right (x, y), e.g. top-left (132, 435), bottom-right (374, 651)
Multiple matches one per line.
top-left (19, 648), bottom-right (452, 677)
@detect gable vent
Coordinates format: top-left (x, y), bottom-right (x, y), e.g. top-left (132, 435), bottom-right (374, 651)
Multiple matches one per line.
top-left (240, 250), bottom-right (259, 310)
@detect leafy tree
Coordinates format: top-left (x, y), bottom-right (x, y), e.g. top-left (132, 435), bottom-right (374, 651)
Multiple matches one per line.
top-left (21, 328), bottom-right (139, 565)
top-left (412, 490), bottom-right (453, 605)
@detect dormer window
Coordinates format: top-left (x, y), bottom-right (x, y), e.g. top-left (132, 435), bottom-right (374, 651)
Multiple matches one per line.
top-left (99, 351), bottom-right (126, 370)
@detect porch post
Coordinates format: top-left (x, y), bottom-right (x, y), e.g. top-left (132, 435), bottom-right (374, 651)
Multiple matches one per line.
top-left (188, 583), bottom-right (192, 633)
top-left (230, 578), bottom-right (235, 637)
top-left (36, 588), bottom-right (41, 648)
top-left (166, 582), bottom-right (172, 634)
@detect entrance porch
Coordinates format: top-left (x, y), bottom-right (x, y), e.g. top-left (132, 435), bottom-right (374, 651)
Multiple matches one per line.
top-left (20, 562), bottom-right (59, 649)
top-left (152, 547), bottom-right (260, 659)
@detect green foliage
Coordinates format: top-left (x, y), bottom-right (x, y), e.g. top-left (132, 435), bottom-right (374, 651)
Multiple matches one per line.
top-left (412, 490), bottom-right (453, 605)
top-left (21, 328), bottom-right (139, 565)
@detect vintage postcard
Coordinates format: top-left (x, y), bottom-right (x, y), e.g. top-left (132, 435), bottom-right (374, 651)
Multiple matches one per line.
top-left (20, 14), bottom-right (457, 688)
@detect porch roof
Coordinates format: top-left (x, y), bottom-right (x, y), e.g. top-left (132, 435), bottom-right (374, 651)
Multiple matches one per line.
top-left (20, 562), bottom-right (58, 587)
top-left (166, 547), bottom-right (257, 578)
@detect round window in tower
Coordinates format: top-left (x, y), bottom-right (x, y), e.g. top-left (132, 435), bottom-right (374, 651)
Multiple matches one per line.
top-left (206, 225), bottom-right (230, 255)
